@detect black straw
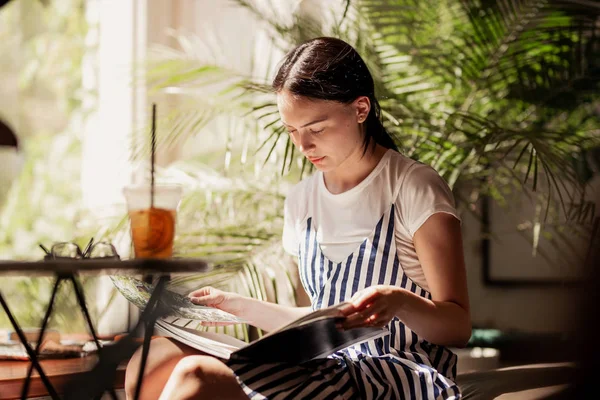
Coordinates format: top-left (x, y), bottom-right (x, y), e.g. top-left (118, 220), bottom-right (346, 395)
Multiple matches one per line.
top-left (151, 103), bottom-right (156, 209)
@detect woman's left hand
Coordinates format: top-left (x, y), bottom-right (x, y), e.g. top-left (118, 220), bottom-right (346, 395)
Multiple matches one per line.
top-left (339, 285), bottom-right (405, 330)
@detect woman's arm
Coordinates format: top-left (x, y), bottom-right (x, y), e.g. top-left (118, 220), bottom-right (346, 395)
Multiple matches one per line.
top-left (341, 212), bottom-right (471, 348)
top-left (238, 299), bottom-right (312, 332)
top-left (189, 287), bottom-right (312, 332)
top-left (406, 212), bottom-right (471, 347)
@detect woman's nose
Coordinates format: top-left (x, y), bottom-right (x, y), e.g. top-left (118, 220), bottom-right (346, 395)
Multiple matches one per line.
top-left (298, 133), bottom-right (315, 152)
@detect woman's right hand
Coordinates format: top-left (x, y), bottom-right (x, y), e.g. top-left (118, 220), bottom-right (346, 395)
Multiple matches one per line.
top-left (188, 286), bottom-right (245, 317)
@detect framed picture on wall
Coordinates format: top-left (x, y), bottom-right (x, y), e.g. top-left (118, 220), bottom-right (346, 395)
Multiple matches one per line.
top-left (481, 190), bottom-right (596, 287)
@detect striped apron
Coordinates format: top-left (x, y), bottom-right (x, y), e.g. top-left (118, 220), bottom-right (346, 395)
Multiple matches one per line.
top-left (228, 204), bottom-right (461, 399)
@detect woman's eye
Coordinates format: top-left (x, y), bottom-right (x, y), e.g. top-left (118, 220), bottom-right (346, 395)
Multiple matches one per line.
top-left (309, 128), bottom-right (324, 134)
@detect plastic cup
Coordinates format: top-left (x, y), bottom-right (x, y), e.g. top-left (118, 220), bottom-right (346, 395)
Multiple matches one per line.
top-left (122, 184), bottom-right (183, 259)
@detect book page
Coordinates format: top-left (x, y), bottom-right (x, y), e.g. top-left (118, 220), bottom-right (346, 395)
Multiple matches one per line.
top-left (274, 302), bottom-right (349, 332)
top-left (255, 302), bottom-right (350, 342)
top-left (155, 319), bottom-right (246, 360)
top-left (110, 276), bottom-right (246, 323)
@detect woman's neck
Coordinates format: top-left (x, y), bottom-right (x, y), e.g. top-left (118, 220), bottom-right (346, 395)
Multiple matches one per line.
top-left (323, 143), bottom-right (388, 194)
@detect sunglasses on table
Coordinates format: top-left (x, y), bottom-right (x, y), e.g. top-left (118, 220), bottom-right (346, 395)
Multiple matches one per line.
top-left (39, 237), bottom-right (120, 261)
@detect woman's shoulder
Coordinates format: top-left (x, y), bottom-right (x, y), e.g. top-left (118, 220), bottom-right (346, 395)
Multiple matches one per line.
top-left (287, 173), bottom-right (317, 195)
top-left (387, 151), bottom-right (428, 184)
top-left (283, 173), bottom-right (318, 209)
top-left (387, 152), bottom-right (452, 198)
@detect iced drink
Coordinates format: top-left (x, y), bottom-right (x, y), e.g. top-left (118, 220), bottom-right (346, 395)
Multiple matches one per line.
top-left (123, 184), bottom-right (182, 259)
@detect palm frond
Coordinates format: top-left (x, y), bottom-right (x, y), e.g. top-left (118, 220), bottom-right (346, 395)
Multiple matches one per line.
top-left (123, 159), bottom-right (298, 340)
top-left (133, 0), bottom-right (600, 301)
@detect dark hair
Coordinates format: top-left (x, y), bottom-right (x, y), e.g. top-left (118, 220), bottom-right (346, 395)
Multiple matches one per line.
top-left (0, 119), bottom-right (18, 149)
top-left (272, 37), bottom-right (398, 155)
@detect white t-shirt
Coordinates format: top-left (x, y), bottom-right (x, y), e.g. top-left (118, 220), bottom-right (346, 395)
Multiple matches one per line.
top-left (282, 149), bottom-right (460, 291)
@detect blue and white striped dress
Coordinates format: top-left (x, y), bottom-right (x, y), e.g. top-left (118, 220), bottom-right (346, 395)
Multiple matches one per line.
top-left (227, 204), bottom-right (461, 399)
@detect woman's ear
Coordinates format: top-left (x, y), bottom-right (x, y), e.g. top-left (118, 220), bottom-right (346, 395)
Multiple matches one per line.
top-left (353, 96), bottom-right (371, 123)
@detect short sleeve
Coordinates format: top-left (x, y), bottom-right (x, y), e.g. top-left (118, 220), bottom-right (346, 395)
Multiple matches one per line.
top-left (398, 163), bottom-right (460, 237)
top-left (282, 197), bottom-right (299, 257)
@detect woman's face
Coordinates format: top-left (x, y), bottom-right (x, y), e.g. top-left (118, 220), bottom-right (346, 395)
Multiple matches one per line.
top-left (277, 90), bottom-right (370, 172)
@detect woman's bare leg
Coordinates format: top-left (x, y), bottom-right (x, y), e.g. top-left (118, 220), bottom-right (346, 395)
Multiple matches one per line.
top-left (124, 337), bottom-right (200, 400)
top-left (158, 355), bottom-right (248, 400)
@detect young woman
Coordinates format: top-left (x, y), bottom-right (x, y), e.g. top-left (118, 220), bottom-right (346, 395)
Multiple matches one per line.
top-left (125, 37), bottom-right (471, 400)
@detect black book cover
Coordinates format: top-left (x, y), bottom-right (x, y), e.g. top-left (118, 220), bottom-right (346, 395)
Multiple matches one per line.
top-left (231, 316), bottom-right (387, 363)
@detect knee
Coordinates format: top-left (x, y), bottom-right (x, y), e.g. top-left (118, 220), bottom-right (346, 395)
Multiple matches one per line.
top-left (170, 355), bottom-right (215, 382)
top-left (162, 356), bottom-right (244, 400)
top-left (159, 356), bottom-right (211, 399)
top-left (124, 348), bottom-right (143, 398)
top-left (124, 337), bottom-right (190, 400)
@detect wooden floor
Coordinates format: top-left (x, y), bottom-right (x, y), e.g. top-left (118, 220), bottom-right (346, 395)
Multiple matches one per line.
top-left (0, 356), bottom-right (126, 400)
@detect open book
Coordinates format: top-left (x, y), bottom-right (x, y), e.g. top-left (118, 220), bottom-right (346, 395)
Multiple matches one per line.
top-left (110, 276), bottom-right (246, 324)
top-left (111, 276), bottom-right (388, 363)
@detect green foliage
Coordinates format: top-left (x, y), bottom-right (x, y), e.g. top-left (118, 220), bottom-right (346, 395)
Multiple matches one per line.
top-left (0, 0), bottom-right (114, 334)
top-left (139, 0), bottom-right (599, 279)
top-left (145, 0), bottom-right (600, 198)
top-left (162, 152), bottom-right (297, 339)
top-left (0, 276), bottom-right (102, 334)
top-left (120, 0), bottom-right (600, 319)
top-left (2, 0), bottom-right (599, 337)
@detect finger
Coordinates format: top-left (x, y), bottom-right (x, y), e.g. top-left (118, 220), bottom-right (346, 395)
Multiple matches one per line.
top-left (342, 303), bottom-right (389, 329)
top-left (366, 310), bottom-right (396, 327)
top-left (189, 294), bottom-right (220, 306)
top-left (368, 302), bottom-right (389, 318)
top-left (338, 302), bottom-right (358, 316)
top-left (188, 286), bottom-right (214, 298)
top-left (350, 290), bottom-right (380, 310)
top-left (369, 316), bottom-right (392, 328)
top-left (365, 313), bottom-right (383, 326)
top-left (342, 315), bottom-right (386, 330)
top-left (346, 302), bottom-right (385, 321)
top-left (341, 310), bottom-right (374, 329)
top-left (349, 287), bottom-right (374, 302)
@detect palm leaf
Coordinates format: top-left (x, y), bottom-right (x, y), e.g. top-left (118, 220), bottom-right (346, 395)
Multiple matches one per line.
top-left (132, 0), bottom-right (600, 307)
top-left (129, 159), bottom-right (297, 340)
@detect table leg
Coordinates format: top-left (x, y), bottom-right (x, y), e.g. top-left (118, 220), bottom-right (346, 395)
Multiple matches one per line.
top-left (62, 274), bottom-right (170, 400)
top-left (69, 274), bottom-right (119, 400)
top-left (133, 276), bottom-right (169, 400)
top-left (21, 276), bottom-right (63, 399)
top-left (0, 292), bottom-right (60, 400)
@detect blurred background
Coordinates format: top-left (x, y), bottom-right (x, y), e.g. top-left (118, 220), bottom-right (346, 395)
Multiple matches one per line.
top-left (1, 0), bottom-right (599, 380)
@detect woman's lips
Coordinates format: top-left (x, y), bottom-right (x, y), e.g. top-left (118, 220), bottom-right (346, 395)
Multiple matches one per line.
top-left (308, 156), bottom-right (325, 163)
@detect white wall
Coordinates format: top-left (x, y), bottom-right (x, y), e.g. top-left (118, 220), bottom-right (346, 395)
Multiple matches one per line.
top-left (145, 0), bottom-right (283, 164)
top-left (461, 203), bottom-right (580, 333)
top-left (461, 173), bottom-right (599, 334)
